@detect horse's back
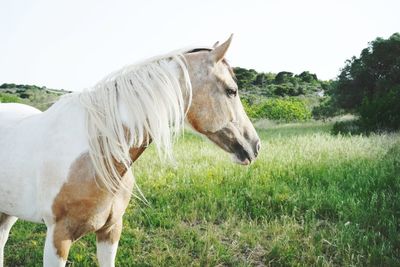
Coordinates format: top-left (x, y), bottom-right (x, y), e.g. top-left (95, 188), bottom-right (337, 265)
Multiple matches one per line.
top-left (0, 103), bottom-right (41, 125)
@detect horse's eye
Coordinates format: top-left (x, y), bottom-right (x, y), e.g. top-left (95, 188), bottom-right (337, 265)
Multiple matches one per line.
top-left (226, 88), bottom-right (237, 97)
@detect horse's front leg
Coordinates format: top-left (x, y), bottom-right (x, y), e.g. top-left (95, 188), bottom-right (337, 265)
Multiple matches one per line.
top-left (0, 213), bottom-right (17, 267)
top-left (44, 222), bottom-right (72, 267)
top-left (96, 218), bottom-right (122, 267)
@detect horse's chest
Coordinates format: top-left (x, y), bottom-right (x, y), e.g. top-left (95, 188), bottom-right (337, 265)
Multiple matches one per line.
top-left (51, 154), bottom-right (134, 240)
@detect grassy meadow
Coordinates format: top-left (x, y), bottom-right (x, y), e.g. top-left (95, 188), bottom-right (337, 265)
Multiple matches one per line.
top-left (5, 120), bottom-right (400, 266)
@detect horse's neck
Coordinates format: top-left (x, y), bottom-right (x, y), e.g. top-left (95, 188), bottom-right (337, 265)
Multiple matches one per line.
top-left (116, 59), bottom-right (190, 164)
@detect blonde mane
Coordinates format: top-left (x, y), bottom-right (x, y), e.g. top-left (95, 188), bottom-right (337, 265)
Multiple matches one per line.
top-left (78, 52), bottom-right (192, 194)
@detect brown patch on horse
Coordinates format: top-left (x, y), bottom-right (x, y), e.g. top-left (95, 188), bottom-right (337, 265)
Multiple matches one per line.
top-left (51, 145), bottom-right (147, 259)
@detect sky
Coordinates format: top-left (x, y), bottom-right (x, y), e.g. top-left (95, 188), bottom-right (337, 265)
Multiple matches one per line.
top-left (0, 0), bottom-right (399, 91)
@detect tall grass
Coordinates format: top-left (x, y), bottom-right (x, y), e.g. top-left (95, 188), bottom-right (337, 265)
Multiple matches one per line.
top-left (5, 121), bottom-right (400, 266)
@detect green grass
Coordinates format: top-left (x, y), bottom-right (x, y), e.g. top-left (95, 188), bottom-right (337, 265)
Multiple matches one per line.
top-left (5, 121), bottom-right (400, 266)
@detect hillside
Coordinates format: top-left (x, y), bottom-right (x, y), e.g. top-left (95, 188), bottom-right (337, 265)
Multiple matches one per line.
top-left (0, 83), bottom-right (71, 111)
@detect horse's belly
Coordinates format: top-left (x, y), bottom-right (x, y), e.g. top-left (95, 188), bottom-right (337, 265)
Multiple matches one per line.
top-left (0, 174), bottom-right (42, 222)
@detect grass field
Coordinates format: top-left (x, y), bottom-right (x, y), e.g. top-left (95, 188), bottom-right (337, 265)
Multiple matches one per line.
top-left (5, 120), bottom-right (400, 266)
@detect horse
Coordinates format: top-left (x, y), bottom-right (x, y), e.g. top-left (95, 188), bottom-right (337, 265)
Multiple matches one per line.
top-left (0, 35), bottom-right (260, 267)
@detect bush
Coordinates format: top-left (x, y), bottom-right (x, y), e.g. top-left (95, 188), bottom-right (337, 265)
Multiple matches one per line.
top-left (241, 99), bottom-right (258, 119)
top-left (243, 98), bottom-right (311, 122)
top-left (0, 93), bottom-right (21, 103)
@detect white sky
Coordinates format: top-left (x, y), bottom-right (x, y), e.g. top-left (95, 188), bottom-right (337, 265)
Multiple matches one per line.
top-left (0, 0), bottom-right (399, 91)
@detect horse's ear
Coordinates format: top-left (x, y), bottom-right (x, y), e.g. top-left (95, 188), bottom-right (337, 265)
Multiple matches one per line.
top-left (211, 34), bottom-right (233, 62)
top-left (212, 41), bottom-right (219, 48)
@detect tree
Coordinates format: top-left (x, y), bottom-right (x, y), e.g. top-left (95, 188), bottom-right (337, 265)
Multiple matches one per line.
top-left (253, 73), bottom-right (266, 87)
top-left (233, 67), bottom-right (257, 89)
top-left (0, 83), bottom-right (16, 89)
top-left (334, 33), bottom-right (400, 131)
top-left (274, 71), bottom-right (293, 84)
top-left (296, 71), bottom-right (318, 83)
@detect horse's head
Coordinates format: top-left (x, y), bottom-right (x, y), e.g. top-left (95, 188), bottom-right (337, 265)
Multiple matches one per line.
top-left (184, 35), bottom-right (260, 165)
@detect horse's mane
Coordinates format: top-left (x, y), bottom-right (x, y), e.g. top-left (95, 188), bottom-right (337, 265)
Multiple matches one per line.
top-left (77, 51), bottom-right (193, 194)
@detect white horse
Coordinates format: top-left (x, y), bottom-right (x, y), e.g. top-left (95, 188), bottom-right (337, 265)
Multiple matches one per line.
top-left (0, 35), bottom-right (260, 267)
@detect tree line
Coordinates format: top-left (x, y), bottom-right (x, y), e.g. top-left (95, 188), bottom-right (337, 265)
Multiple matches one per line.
top-left (234, 68), bottom-right (333, 100)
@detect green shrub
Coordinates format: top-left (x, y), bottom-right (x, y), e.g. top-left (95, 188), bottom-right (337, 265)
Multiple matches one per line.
top-left (243, 98), bottom-right (311, 122)
top-left (0, 93), bottom-right (21, 103)
top-left (241, 99), bottom-right (258, 119)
